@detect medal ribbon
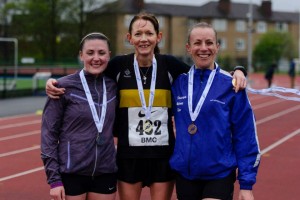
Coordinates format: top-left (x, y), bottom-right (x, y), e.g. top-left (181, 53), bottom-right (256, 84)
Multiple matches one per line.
top-left (80, 70), bottom-right (107, 134)
top-left (133, 55), bottom-right (157, 120)
top-left (188, 63), bottom-right (218, 122)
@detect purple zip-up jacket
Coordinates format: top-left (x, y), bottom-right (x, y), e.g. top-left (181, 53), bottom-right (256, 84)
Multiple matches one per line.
top-left (41, 70), bottom-right (117, 187)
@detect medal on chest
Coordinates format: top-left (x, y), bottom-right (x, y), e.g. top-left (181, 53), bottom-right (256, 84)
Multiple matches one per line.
top-left (143, 120), bottom-right (153, 134)
top-left (188, 123), bottom-right (197, 135)
top-left (133, 55), bottom-right (157, 121)
top-left (80, 70), bottom-right (107, 146)
top-left (187, 64), bottom-right (217, 135)
top-left (96, 134), bottom-right (105, 146)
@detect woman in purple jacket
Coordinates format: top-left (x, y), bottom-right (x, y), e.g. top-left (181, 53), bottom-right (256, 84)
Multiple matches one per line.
top-left (41, 33), bottom-right (117, 200)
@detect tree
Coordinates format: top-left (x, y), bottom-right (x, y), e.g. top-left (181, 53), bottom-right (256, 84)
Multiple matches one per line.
top-left (0, 0), bottom-right (17, 64)
top-left (217, 54), bottom-right (234, 71)
top-left (11, 0), bottom-right (61, 62)
top-left (10, 0), bottom-right (102, 64)
top-left (253, 31), bottom-right (295, 71)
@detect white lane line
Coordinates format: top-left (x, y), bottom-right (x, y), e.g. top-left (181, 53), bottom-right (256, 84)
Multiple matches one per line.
top-left (261, 128), bottom-right (300, 155)
top-left (249, 94), bottom-right (270, 101)
top-left (252, 99), bottom-right (283, 110)
top-left (0, 130), bottom-right (40, 141)
top-left (0, 129), bottom-right (299, 182)
top-left (0, 167), bottom-right (44, 182)
top-left (0, 145), bottom-right (40, 158)
top-left (0, 99), bottom-right (299, 183)
top-left (0, 120), bottom-right (41, 130)
top-left (0, 114), bottom-right (37, 121)
top-left (256, 105), bottom-right (300, 125)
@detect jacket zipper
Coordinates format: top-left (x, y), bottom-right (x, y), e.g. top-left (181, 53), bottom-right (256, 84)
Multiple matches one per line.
top-left (188, 135), bottom-right (193, 176)
top-left (67, 141), bottom-right (70, 169)
top-left (91, 77), bottom-right (100, 177)
top-left (200, 69), bottom-right (204, 83)
top-left (188, 70), bottom-right (203, 176)
top-left (188, 70), bottom-right (204, 175)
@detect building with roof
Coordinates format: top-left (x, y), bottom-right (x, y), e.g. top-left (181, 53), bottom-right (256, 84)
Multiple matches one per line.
top-left (88, 0), bottom-right (300, 69)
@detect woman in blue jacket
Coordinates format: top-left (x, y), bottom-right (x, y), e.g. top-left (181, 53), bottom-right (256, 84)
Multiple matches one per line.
top-left (170, 22), bottom-right (260, 200)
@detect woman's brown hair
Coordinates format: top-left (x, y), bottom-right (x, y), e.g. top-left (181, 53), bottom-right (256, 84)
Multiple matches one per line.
top-left (128, 12), bottom-right (160, 54)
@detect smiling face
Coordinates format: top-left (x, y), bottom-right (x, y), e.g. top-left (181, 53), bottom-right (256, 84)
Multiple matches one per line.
top-left (79, 39), bottom-right (110, 76)
top-left (186, 26), bottom-right (219, 70)
top-left (127, 18), bottom-right (162, 58)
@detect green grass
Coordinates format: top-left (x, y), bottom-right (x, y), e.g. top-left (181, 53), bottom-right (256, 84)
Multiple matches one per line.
top-left (0, 77), bottom-right (49, 98)
top-left (0, 78), bottom-right (46, 90)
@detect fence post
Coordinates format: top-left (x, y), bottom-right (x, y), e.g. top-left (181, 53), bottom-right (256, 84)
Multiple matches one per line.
top-left (1, 68), bottom-right (7, 98)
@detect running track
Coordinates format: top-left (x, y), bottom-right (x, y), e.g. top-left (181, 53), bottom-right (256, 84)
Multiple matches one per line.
top-left (0, 73), bottom-right (299, 200)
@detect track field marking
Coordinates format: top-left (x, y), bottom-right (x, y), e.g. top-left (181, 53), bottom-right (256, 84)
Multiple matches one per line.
top-left (249, 94), bottom-right (270, 101)
top-left (0, 129), bottom-right (298, 182)
top-left (0, 130), bottom-right (40, 141)
top-left (0, 145), bottom-right (40, 158)
top-left (0, 167), bottom-right (44, 182)
top-left (0, 113), bottom-right (37, 121)
top-left (252, 99), bottom-right (283, 110)
top-left (256, 105), bottom-right (300, 125)
top-left (0, 119), bottom-right (41, 130)
top-left (0, 96), bottom-right (299, 184)
top-left (261, 128), bottom-right (300, 155)
top-left (1, 129), bottom-right (299, 182)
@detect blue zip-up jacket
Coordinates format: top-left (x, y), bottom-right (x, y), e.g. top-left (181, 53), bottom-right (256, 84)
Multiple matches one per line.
top-left (41, 70), bottom-right (117, 187)
top-left (170, 65), bottom-right (261, 190)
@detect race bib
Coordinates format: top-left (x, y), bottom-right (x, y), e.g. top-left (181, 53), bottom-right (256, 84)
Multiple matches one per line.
top-left (128, 107), bottom-right (169, 146)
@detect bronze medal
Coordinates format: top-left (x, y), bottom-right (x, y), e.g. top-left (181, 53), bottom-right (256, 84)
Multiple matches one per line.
top-left (188, 123), bottom-right (197, 135)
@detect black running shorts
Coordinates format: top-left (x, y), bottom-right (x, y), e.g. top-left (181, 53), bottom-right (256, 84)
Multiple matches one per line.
top-left (117, 158), bottom-right (175, 187)
top-left (61, 173), bottom-right (117, 196)
top-left (175, 171), bottom-right (236, 200)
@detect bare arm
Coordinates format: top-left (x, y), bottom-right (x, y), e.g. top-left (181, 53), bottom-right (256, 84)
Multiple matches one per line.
top-left (45, 78), bottom-right (65, 99)
top-left (238, 189), bottom-right (254, 200)
top-left (50, 186), bottom-right (65, 200)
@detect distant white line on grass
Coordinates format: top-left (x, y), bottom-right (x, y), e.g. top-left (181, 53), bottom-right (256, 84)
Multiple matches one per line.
top-left (261, 128), bottom-right (300, 155)
top-left (0, 130), bottom-right (40, 141)
top-left (0, 119), bottom-right (41, 130)
top-left (0, 167), bottom-right (44, 182)
top-left (0, 145), bottom-right (40, 158)
top-left (256, 105), bottom-right (300, 125)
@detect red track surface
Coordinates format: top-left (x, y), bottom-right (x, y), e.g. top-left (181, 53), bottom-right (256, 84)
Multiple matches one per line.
top-left (1, 73), bottom-right (300, 200)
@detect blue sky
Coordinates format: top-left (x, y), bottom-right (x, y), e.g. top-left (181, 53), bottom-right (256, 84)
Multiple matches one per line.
top-left (146, 0), bottom-right (300, 12)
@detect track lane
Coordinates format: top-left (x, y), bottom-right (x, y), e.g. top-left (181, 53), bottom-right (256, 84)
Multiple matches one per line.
top-left (1, 73), bottom-right (300, 199)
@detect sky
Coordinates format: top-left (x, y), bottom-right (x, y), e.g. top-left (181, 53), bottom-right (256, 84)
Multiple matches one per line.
top-left (146, 0), bottom-right (300, 13)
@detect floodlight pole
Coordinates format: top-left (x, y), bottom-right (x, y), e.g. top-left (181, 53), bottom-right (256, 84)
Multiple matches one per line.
top-left (0, 37), bottom-right (18, 80)
top-left (298, 10), bottom-right (300, 62)
top-left (247, 0), bottom-right (253, 75)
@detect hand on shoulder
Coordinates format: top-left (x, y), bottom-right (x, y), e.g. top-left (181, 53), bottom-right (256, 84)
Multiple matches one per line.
top-left (46, 78), bottom-right (65, 99)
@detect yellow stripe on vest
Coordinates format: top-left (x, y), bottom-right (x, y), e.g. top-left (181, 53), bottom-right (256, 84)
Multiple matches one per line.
top-left (119, 89), bottom-right (171, 108)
